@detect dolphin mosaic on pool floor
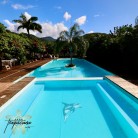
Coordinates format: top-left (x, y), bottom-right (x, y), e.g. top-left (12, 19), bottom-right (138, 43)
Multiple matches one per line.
top-left (62, 102), bottom-right (81, 121)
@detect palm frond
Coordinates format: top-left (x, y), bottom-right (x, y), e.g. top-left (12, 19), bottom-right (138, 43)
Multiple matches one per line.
top-left (30, 17), bottom-right (38, 22)
top-left (58, 31), bottom-right (68, 41)
top-left (74, 30), bottom-right (85, 37)
top-left (20, 14), bottom-right (27, 22)
top-left (13, 20), bottom-right (23, 24)
top-left (64, 31), bottom-right (70, 39)
top-left (17, 25), bottom-right (24, 31)
top-left (69, 23), bottom-right (81, 39)
top-left (29, 23), bottom-right (42, 33)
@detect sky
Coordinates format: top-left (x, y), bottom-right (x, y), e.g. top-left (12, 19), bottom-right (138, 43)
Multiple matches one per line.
top-left (0, 0), bottom-right (138, 38)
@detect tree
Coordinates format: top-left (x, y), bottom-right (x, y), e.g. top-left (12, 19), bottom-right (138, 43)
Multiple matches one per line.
top-left (58, 23), bottom-right (85, 67)
top-left (76, 37), bottom-right (89, 58)
top-left (13, 13), bottom-right (42, 36)
top-left (0, 23), bottom-right (6, 70)
top-left (0, 23), bottom-right (6, 33)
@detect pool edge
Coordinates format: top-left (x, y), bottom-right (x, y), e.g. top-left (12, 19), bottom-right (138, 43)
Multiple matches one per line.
top-left (105, 75), bottom-right (138, 99)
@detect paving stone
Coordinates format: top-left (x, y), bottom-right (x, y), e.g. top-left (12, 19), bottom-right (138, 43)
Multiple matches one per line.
top-left (106, 76), bottom-right (138, 99)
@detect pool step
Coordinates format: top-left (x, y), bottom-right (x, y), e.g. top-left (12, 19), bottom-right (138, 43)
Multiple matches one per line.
top-left (99, 82), bottom-right (138, 120)
top-left (97, 83), bottom-right (138, 138)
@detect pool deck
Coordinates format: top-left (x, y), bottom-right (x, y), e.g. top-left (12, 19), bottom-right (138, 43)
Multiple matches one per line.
top-left (0, 59), bottom-right (51, 106)
top-left (106, 76), bottom-right (138, 98)
top-left (0, 77), bottom-right (35, 107)
top-left (0, 59), bottom-right (51, 83)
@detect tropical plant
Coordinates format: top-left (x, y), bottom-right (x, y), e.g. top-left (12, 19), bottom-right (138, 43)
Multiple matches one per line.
top-left (13, 13), bottom-right (42, 36)
top-left (58, 23), bottom-right (85, 67)
top-left (0, 23), bottom-right (7, 69)
top-left (76, 37), bottom-right (89, 58)
top-left (0, 23), bottom-right (6, 33)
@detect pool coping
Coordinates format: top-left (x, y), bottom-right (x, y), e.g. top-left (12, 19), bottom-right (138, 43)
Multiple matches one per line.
top-left (105, 76), bottom-right (138, 99)
top-left (36, 77), bottom-right (103, 81)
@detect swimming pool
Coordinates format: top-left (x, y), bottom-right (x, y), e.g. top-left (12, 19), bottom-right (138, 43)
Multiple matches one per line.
top-left (0, 58), bottom-right (138, 137)
top-left (0, 79), bottom-right (138, 138)
top-left (28, 58), bottom-right (113, 78)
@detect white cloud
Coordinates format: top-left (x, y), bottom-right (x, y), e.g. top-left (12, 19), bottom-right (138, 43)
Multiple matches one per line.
top-left (63, 12), bottom-right (71, 21)
top-left (1, 0), bottom-right (8, 4)
top-left (12, 4), bottom-right (35, 10)
top-left (24, 12), bottom-right (31, 20)
top-left (87, 30), bottom-right (94, 34)
top-left (37, 22), bottom-right (68, 38)
top-left (94, 14), bottom-right (100, 17)
top-left (75, 16), bottom-right (86, 25)
top-left (4, 20), bottom-right (18, 32)
top-left (4, 16), bottom-right (68, 39)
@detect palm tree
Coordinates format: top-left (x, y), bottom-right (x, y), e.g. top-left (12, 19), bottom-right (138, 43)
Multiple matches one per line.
top-left (58, 23), bottom-right (85, 67)
top-left (13, 14), bottom-right (42, 36)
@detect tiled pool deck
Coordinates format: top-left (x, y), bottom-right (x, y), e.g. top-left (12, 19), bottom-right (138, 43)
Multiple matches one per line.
top-left (0, 59), bottom-right (138, 106)
top-left (106, 76), bottom-right (138, 98)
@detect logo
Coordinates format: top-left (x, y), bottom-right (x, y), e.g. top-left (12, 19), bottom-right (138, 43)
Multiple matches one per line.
top-left (4, 110), bottom-right (32, 134)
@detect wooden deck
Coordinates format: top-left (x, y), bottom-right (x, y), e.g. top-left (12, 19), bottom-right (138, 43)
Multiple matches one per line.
top-left (0, 59), bottom-right (51, 82)
top-left (0, 77), bottom-right (35, 107)
top-left (0, 59), bottom-right (51, 106)
top-left (106, 76), bottom-right (138, 98)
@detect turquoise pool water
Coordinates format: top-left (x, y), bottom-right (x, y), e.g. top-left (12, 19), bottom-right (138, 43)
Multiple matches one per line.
top-left (0, 58), bottom-right (138, 138)
top-left (0, 80), bottom-right (138, 138)
top-left (28, 58), bottom-right (113, 78)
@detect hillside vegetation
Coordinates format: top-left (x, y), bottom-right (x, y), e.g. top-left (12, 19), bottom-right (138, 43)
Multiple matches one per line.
top-left (0, 23), bottom-right (53, 68)
top-left (84, 25), bottom-right (138, 79)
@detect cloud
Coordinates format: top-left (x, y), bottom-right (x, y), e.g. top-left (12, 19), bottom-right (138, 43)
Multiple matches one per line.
top-left (4, 12), bottom-right (68, 39)
top-left (55, 6), bottom-right (62, 10)
top-left (37, 22), bottom-right (68, 38)
top-left (12, 4), bottom-right (35, 10)
top-left (87, 30), bottom-right (94, 34)
top-left (94, 14), bottom-right (100, 18)
top-left (1, 0), bottom-right (8, 4)
top-left (24, 12), bottom-right (31, 20)
top-left (4, 20), bottom-right (18, 32)
top-left (63, 12), bottom-right (71, 21)
top-left (75, 16), bottom-right (86, 25)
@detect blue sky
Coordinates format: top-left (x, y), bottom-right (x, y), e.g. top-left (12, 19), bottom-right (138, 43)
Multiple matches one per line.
top-left (0, 0), bottom-right (138, 38)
